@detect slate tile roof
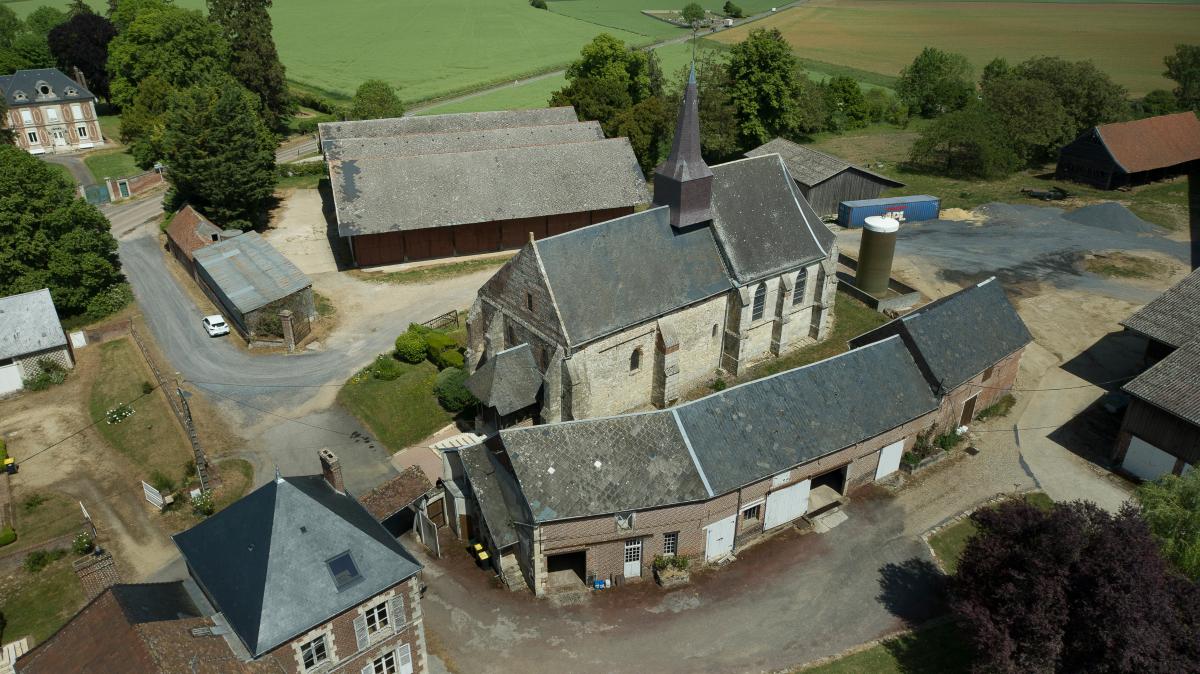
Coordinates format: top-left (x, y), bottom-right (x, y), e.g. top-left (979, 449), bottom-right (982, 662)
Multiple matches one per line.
top-left (465, 343), bottom-right (542, 416)
top-left (459, 444), bottom-right (521, 549)
top-left (193, 231), bottom-right (311, 315)
top-left (1124, 340), bottom-right (1200, 427)
top-left (323, 121), bottom-right (604, 160)
top-left (1095, 112), bottom-right (1200, 174)
top-left (0, 68), bottom-right (94, 107)
top-left (165, 205), bottom-right (225, 261)
top-left (318, 107), bottom-right (581, 142)
top-left (357, 465), bottom-right (434, 521)
top-left (0, 288), bottom-right (66, 361)
top-left (1121, 267), bottom-right (1200, 349)
top-left (746, 138), bottom-right (903, 189)
top-left (172, 475), bottom-right (421, 657)
top-left (497, 335), bottom-right (938, 522)
top-left (848, 278), bottom-right (1032, 393)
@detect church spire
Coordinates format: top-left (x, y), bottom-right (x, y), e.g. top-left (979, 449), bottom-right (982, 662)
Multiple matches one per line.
top-left (653, 64), bottom-right (713, 228)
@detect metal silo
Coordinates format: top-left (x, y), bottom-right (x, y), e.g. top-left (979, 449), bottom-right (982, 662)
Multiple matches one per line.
top-left (855, 216), bottom-right (899, 296)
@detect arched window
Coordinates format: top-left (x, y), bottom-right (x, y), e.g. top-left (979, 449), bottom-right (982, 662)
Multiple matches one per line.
top-left (630, 348), bottom-right (642, 372)
top-left (751, 283), bottom-right (767, 321)
top-left (793, 269), bottom-right (808, 306)
top-left (712, 324), bottom-right (719, 338)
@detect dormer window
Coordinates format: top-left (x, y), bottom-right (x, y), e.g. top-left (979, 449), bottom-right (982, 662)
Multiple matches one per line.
top-left (326, 550), bottom-right (362, 591)
top-left (13, 91), bottom-right (26, 101)
top-left (36, 82), bottom-right (52, 96)
top-left (65, 87), bottom-right (77, 96)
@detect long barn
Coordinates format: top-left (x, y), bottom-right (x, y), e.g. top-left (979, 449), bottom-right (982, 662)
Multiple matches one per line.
top-left (746, 138), bottom-right (903, 217)
top-left (1056, 111), bottom-right (1200, 189)
top-left (319, 108), bottom-right (649, 267)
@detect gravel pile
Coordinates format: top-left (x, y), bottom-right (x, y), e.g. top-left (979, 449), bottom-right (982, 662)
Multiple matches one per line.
top-left (1061, 202), bottom-right (1158, 234)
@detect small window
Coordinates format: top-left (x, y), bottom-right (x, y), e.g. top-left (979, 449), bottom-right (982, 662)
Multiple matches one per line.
top-left (20, 109), bottom-right (33, 124)
top-left (793, 269), bottom-right (808, 306)
top-left (365, 601), bottom-right (390, 635)
top-left (525, 292), bottom-right (533, 311)
top-left (712, 323), bottom-right (719, 338)
top-left (982, 365), bottom-right (995, 382)
top-left (14, 91), bottom-right (26, 101)
top-left (77, 125), bottom-right (88, 138)
top-left (369, 650), bottom-right (398, 674)
top-left (326, 550), bottom-right (362, 591)
top-left (663, 532), bottom-right (678, 556)
top-left (70, 103), bottom-right (82, 117)
top-left (45, 107), bottom-right (59, 122)
top-left (37, 83), bottom-right (50, 95)
top-left (66, 88), bottom-right (77, 97)
top-left (505, 324), bottom-right (516, 348)
top-left (299, 635), bottom-right (328, 671)
top-left (26, 131), bottom-right (38, 144)
top-left (742, 504), bottom-right (761, 521)
top-left (629, 347), bottom-right (642, 372)
top-left (751, 283), bottom-right (767, 321)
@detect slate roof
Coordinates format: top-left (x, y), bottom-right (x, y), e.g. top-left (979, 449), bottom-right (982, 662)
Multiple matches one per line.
top-left (1095, 112), bottom-right (1200, 174)
top-left (1124, 340), bottom-right (1200, 427)
top-left (166, 205), bottom-right (226, 261)
top-left (322, 121), bottom-right (605, 160)
top-left (459, 444), bottom-right (521, 549)
top-left (0, 288), bottom-right (66, 361)
top-left (848, 278), bottom-right (1033, 393)
top-left (746, 138), bottom-right (903, 189)
top-left (172, 475), bottom-right (421, 657)
top-left (318, 107), bottom-right (581, 142)
top-left (466, 343), bottom-right (542, 415)
top-left (535, 205), bottom-right (733, 347)
top-left (497, 336), bottom-right (937, 521)
top-left (708, 154), bottom-right (836, 284)
top-left (357, 465), bottom-right (434, 521)
top-left (1121, 267), bottom-right (1200, 349)
top-left (0, 68), bottom-right (94, 107)
top-left (192, 231), bottom-right (311, 315)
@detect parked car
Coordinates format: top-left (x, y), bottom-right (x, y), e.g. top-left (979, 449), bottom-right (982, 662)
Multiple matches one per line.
top-left (202, 315), bottom-right (230, 337)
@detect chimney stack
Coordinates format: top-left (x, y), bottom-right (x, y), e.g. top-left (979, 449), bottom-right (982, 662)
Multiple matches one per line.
top-left (319, 448), bottom-right (344, 493)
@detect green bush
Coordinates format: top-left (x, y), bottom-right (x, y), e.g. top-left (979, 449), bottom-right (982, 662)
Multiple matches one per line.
top-left (901, 451), bottom-right (921, 468)
top-left (530, 0), bottom-right (547, 8)
top-left (84, 283), bottom-right (134, 322)
top-left (296, 113), bottom-right (337, 135)
top-left (292, 90), bottom-right (340, 115)
top-left (372, 354), bottom-right (403, 381)
top-left (23, 494), bottom-right (46, 512)
top-left (723, 0), bottom-right (743, 17)
top-left (192, 490), bottom-right (215, 517)
top-left (23, 358), bottom-right (68, 391)
top-left (653, 555), bottom-right (671, 570)
top-left (395, 331), bottom-right (427, 364)
top-left (149, 470), bottom-right (176, 495)
top-left (975, 394), bottom-right (1016, 421)
top-left (935, 430), bottom-right (963, 452)
top-left (141, 381), bottom-right (154, 395)
top-left (434, 367), bottom-right (477, 413)
top-left (425, 332), bottom-right (461, 369)
top-left (276, 160), bottom-right (327, 179)
top-left (0, 526), bottom-right (16, 547)
top-left (710, 378), bottom-right (727, 392)
top-left (72, 532), bottom-right (94, 556)
top-left (671, 555), bottom-right (689, 571)
top-left (24, 548), bottom-right (67, 573)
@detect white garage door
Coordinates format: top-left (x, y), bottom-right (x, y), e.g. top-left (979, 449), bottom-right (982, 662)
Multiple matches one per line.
top-left (1122, 436), bottom-right (1178, 482)
top-left (875, 440), bottom-right (905, 480)
top-left (764, 479), bottom-right (810, 530)
top-left (705, 515), bottom-right (736, 561)
top-left (0, 363), bottom-right (22, 395)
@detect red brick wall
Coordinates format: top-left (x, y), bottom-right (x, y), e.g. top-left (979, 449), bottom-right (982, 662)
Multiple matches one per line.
top-left (935, 348), bottom-right (1024, 431)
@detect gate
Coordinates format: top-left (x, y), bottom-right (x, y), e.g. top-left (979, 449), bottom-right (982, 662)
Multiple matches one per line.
top-left (142, 481), bottom-right (164, 510)
top-left (84, 184), bottom-right (110, 205)
top-left (417, 510), bottom-right (441, 558)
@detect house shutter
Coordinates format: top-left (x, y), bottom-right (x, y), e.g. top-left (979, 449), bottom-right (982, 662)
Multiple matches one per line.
top-left (397, 643), bottom-right (414, 674)
top-left (389, 595), bottom-right (405, 635)
top-left (360, 663), bottom-right (373, 674)
top-left (353, 614), bottom-right (368, 651)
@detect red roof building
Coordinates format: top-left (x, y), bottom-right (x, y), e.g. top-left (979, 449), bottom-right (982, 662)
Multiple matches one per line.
top-left (1057, 111), bottom-right (1200, 189)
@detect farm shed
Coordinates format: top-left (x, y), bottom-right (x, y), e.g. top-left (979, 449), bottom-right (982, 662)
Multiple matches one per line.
top-left (164, 205), bottom-right (238, 281)
top-left (319, 108), bottom-right (649, 266)
top-left (1056, 111), bottom-right (1200, 189)
top-left (0, 288), bottom-right (72, 395)
top-left (192, 231), bottom-right (315, 340)
top-left (746, 138), bottom-right (903, 217)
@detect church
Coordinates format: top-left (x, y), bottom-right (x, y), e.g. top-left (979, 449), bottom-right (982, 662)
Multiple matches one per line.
top-left (465, 68), bottom-right (840, 428)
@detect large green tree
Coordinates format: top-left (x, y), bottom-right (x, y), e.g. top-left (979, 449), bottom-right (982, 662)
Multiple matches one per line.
top-left (612, 95), bottom-right (674, 174)
top-left (162, 76), bottom-right (276, 228)
top-left (108, 0), bottom-right (172, 32)
top-left (824, 75), bottom-right (868, 131)
top-left (0, 95), bottom-right (11, 144)
top-left (681, 3), bottom-right (705, 26)
top-left (1137, 469), bottom-right (1200, 581)
top-left (48, 11), bottom-right (118, 100)
top-left (0, 145), bottom-right (125, 317)
top-left (909, 103), bottom-right (1019, 179)
top-left (1164, 44), bottom-right (1200, 112)
top-left (1012, 56), bottom-right (1126, 135)
top-left (981, 77), bottom-right (1073, 164)
top-left (121, 74), bottom-right (174, 167)
top-left (683, 52), bottom-right (741, 161)
top-left (24, 6), bottom-right (67, 38)
top-left (348, 79), bottom-right (404, 120)
top-left (207, 0), bottom-right (292, 132)
top-left (106, 6), bottom-right (230, 109)
top-left (0, 5), bottom-right (21, 49)
top-left (725, 28), bottom-right (806, 146)
top-left (896, 47), bottom-right (973, 118)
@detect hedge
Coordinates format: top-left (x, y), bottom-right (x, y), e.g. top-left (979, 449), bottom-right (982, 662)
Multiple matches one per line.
top-left (434, 367), bottom-right (477, 412)
top-left (395, 331), bottom-right (427, 364)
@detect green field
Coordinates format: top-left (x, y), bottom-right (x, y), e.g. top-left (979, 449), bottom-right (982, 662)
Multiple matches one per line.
top-left (83, 148), bottom-right (140, 181)
top-left (547, 0), bottom-right (783, 39)
top-left (715, 0), bottom-right (1200, 95)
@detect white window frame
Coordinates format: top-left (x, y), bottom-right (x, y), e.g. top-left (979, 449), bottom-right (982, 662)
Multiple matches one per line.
top-left (20, 109), bottom-right (33, 125)
top-left (662, 531), bottom-right (678, 556)
top-left (624, 538), bottom-right (642, 563)
top-left (793, 269), bottom-right (808, 306)
top-left (751, 283), bottom-right (767, 321)
top-left (364, 600), bottom-right (390, 636)
top-left (26, 131), bottom-right (38, 144)
top-left (70, 103), bottom-right (83, 118)
top-left (45, 106), bottom-right (59, 122)
top-left (77, 125), bottom-right (88, 138)
top-left (366, 650), bottom-right (398, 674)
top-left (741, 503), bottom-right (761, 521)
top-left (299, 634), bottom-right (329, 671)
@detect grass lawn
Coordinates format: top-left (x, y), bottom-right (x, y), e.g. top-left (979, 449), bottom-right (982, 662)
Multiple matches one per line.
top-left (88, 339), bottom-right (192, 482)
top-left (0, 557), bottom-right (87, 646)
top-left (929, 492), bottom-right (1054, 574)
top-left (1084, 252), bottom-right (1171, 279)
top-left (98, 113), bottom-right (122, 144)
top-left (338, 360), bottom-right (455, 453)
top-left (713, 0), bottom-right (1200, 95)
top-left (7, 491), bottom-right (84, 552)
top-left (350, 258), bottom-right (510, 285)
top-left (83, 149), bottom-right (141, 182)
top-left (546, 0), bottom-right (780, 40)
top-left (801, 620), bottom-right (973, 674)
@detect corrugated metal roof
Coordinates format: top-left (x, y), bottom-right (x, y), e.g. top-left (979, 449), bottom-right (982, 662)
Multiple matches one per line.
top-left (1121, 267), bottom-right (1200, 349)
top-left (0, 288), bottom-right (67, 360)
top-left (746, 138), bottom-right (903, 188)
top-left (1124, 340), bottom-right (1200, 427)
top-left (193, 232), bottom-right (311, 314)
top-left (1095, 112), bottom-right (1200, 174)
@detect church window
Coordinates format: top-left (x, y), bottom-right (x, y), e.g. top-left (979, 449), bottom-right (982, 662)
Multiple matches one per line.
top-left (526, 292), bottom-right (533, 311)
top-left (630, 348), bottom-right (642, 372)
top-left (751, 283), bottom-right (767, 321)
top-left (793, 270), bottom-right (807, 306)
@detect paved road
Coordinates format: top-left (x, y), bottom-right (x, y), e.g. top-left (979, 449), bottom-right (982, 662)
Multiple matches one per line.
top-left (43, 153), bottom-right (95, 187)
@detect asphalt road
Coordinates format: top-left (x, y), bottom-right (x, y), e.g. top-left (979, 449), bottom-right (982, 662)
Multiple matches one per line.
top-left (43, 153), bottom-right (95, 187)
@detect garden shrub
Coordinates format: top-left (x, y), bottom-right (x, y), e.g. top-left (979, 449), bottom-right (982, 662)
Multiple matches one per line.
top-left (84, 283), bottom-right (134, 322)
top-left (975, 394), bottom-right (1016, 421)
top-left (434, 367), bottom-right (477, 413)
top-left (149, 470), bottom-right (176, 495)
top-left (0, 526), bottom-right (15, 547)
top-left (407, 322), bottom-right (433, 337)
top-left (192, 490), bottom-right (215, 517)
top-left (23, 358), bottom-right (68, 391)
top-left (24, 548), bottom-right (67, 573)
top-left (372, 354), bottom-right (403, 381)
top-left (425, 332), bottom-right (461, 369)
top-left (395, 331), bottom-right (427, 364)
top-left (935, 430), bottom-right (963, 451)
top-left (23, 494), bottom-right (46, 512)
top-left (0, 437), bottom-right (6, 463)
top-left (73, 532), bottom-right (94, 556)
top-left (710, 378), bottom-right (727, 392)
top-left (723, 0), bottom-right (743, 17)
top-left (296, 113), bottom-right (337, 134)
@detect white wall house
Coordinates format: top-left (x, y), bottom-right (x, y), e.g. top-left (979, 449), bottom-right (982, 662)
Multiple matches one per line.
top-left (1, 68), bottom-right (104, 155)
top-left (0, 289), bottom-right (73, 395)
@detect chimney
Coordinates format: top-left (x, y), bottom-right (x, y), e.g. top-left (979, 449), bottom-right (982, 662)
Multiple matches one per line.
top-left (319, 448), bottom-right (345, 493)
top-left (652, 64), bottom-right (713, 229)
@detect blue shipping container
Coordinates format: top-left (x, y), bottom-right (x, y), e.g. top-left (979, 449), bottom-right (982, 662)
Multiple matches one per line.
top-left (837, 195), bottom-right (940, 227)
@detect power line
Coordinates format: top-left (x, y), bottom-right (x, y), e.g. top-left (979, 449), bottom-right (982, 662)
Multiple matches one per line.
top-left (17, 387), bottom-right (159, 465)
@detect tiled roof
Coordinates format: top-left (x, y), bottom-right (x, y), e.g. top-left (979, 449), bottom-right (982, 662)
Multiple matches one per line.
top-left (165, 205), bottom-right (225, 261)
top-left (357, 465), bottom-right (433, 521)
top-left (318, 107), bottom-right (581, 142)
top-left (1121, 267), bottom-right (1200, 349)
top-left (746, 138), bottom-right (903, 188)
top-left (1095, 112), bottom-right (1200, 174)
top-left (193, 231), bottom-right (311, 315)
top-left (459, 444), bottom-right (521, 549)
top-left (1124, 340), bottom-right (1200, 427)
top-left (323, 121), bottom-right (604, 160)
top-left (465, 343), bottom-right (542, 416)
top-left (0, 288), bottom-right (66, 361)
top-left (0, 68), bottom-right (94, 107)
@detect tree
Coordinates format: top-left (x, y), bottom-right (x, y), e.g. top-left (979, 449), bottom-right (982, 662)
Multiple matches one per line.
top-left (348, 79), bottom-right (404, 120)
top-left (612, 95), bottom-right (674, 174)
top-left (909, 103), bottom-right (1019, 179)
top-left (953, 500), bottom-right (1200, 674)
top-left (107, 0), bottom-right (172, 32)
top-left (162, 76), bottom-right (277, 229)
top-left (207, 0), bottom-right (293, 132)
top-left (106, 6), bottom-right (230, 110)
top-left (1137, 89), bottom-right (1179, 117)
top-left (556, 33), bottom-right (653, 107)
top-left (1012, 56), bottom-right (1126, 135)
top-left (551, 75), bottom-right (633, 135)
top-left (683, 52), bottom-right (741, 161)
top-left (824, 75), bottom-right (868, 131)
top-left (726, 28), bottom-right (805, 146)
top-left (9, 32), bottom-right (55, 69)
top-left (24, 6), bottom-right (67, 38)
top-left (723, 1), bottom-right (744, 18)
top-left (980, 56), bottom-right (1010, 89)
top-left (0, 145), bottom-right (125, 317)
top-left (981, 77), bottom-right (1073, 164)
top-left (1164, 44), bottom-right (1200, 112)
top-left (0, 5), bottom-right (21, 49)
top-left (0, 95), bottom-right (11, 144)
top-left (120, 74), bottom-right (174, 167)
top-left (681, 2), bottom-right (705, 26)
top-left (896, 47), bottom-right (973, 118)
top-left (48, 11), bottom-right (118, 100)
top-left (1137, 469), bottom-right (1200, 580)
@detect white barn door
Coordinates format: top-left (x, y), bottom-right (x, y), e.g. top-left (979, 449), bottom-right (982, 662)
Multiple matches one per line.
top-left (623, 538), bottom-right (642, 578)
top-left (705, 515), bottom-right (736, 561)
top-left (1122, 436), bottom-right (1178, 482)
top-left (0, 363), bottom-right (22, 395)
top-left (875, 440), bottom-right (905, 480)
top-left (764, 479), bottom-right (810, 530)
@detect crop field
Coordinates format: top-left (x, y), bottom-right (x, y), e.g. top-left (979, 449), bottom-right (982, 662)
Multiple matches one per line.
top-left (546, 0), bottom-right (784, 39)
top-left (714, 0), bottom-right (1200, 95)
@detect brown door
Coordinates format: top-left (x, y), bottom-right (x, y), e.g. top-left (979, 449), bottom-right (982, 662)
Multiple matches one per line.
top-left (960, 395), bottom-right (978, 427)
top-left (427, 498), bottom-right (446, 526)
